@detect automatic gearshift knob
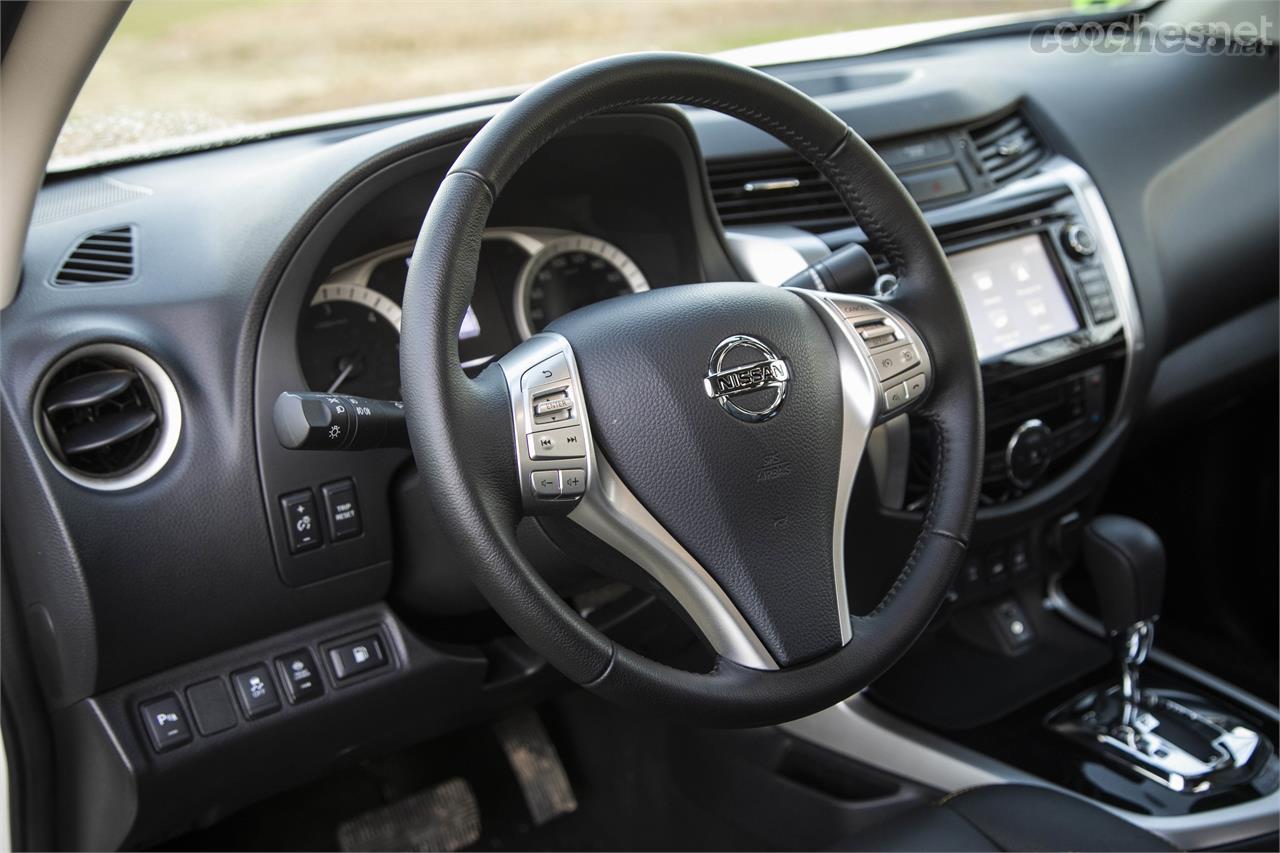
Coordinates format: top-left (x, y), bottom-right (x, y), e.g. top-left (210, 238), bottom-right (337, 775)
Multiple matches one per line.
top-left (1083, 515), bottom-right (1166, 636)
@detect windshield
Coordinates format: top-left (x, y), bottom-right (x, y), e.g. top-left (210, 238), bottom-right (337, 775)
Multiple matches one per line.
top-left (54, 0), bottom-right (1089, 167)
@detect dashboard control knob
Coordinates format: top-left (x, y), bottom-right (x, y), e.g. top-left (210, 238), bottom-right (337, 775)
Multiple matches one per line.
top-left (1006, 418), bottom-right (1053, 488)
top-left (1061, 222), bottom-right (1097, 259)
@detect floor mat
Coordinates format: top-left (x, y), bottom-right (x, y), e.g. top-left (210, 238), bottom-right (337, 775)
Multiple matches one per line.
top-left (337, 778), bottom-right (480, 853)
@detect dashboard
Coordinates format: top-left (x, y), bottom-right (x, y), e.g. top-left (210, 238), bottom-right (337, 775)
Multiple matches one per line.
top-left (3, 15), bottom-right (1277, 850)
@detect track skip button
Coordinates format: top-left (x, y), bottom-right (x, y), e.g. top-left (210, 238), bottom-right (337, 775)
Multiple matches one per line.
top-left (527, 425), bottom-right (586, 460)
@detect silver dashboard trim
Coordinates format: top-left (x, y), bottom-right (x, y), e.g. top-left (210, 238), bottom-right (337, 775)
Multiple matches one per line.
top-left (506, 231), bottom-right (649, 341)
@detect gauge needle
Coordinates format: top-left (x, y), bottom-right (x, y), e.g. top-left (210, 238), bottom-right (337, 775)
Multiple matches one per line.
top-left (326, 362), bottom-right (355, 394)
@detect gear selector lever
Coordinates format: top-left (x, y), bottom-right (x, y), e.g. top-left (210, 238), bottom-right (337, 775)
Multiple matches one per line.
top-left (1048, 515), bottom-right (1268, 794)
top-left (1082, 515), bottom-right (1166, 725)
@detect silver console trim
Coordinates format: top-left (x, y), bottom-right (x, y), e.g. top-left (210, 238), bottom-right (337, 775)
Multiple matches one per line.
top-left (1054, 158), bottom-right (1146, 429)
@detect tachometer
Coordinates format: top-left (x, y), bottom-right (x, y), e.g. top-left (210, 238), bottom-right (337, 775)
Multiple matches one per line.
top-left (298, 282), bottom-right (402, 399)
top-left (513, 235), bottom-right (648, 338)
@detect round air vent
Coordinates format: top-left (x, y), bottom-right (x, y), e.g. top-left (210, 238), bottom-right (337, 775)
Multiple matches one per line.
top-left (34, 343), bottom-right (181, 491)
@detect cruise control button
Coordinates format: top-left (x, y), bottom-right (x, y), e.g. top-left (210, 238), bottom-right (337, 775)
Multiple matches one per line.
top-left (276, 650), bottom-right (324, 704)
top-left (559, 468), bottom-right (586, 496)
top-left (522, 353), bottom-right (571, 389)
top-left (904, 372), bottom-right (927, 399)
top-left (884, 383), bottom-right (909, 409)
top-left (320, 479), bottom-right (362, 541)
top-left (139, 694), bottom-right (192, 752)
top-left (837, 302), bottom-right (881, 322)
top-left (280, 490), bottom-right (321, 553)
top-left (231, 664), bottom-right (281, 720)
top-left (527, 425), bottom-right (586, 460)
top-left (872, 344), bottom-right (920, 381)
top-left (859, 324), bottom-right (898, 348)
top-left (531, 470), bottom-right (561, 498)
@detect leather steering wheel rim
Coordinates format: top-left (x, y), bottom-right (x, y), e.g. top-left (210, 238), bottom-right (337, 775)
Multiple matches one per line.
top-left (401, 52), bottom-right (983, 727)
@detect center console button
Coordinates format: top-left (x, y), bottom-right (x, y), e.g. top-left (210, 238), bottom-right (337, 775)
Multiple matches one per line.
top-left (139, 694), bottom-right (193, 752)
top-left (1062, 222), bottom-right (1098, 259)
top-left (276, 649), bottom-right (324, 704)
top-left (231, 664), bottom-right (281, 719)
top-left (1006, 419), bottom-right (1053, 488)
top-left (326, 635), bottom-right (387, 681)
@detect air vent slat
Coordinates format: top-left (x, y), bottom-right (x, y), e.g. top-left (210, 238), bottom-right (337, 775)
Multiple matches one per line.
top-left (53, 226), bottom-right (136, 286)
top-left (706, 152), bottom-right (855, 232)
top-left (35, 346), bottom-right (178, 488)
top-left (67, 247), bottom-right (134, 260)
top-left (969, 111), bottom-right (1047, 187)
top-left (59, 409), bottom-right (158, 456)
top-left (61, 260), bottom-right (135, 273)
top-left (971, 116), bottom-right (1024, 146)
top-left (42, 369), bottom-right (137, 413)
top-left (987, 148), bottom-right (1044, 183)
top-left (714, 188), bottom-right (848, 210)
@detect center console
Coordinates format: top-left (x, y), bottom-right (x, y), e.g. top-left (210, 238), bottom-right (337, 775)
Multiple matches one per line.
top-left (735, 155), bottom-right (1279, 850)
top-left (902, 178), bottom-right (1127, 509)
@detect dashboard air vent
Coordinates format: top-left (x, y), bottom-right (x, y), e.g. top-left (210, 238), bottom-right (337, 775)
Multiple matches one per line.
top-left (706, 153), bottom-right (853, 232)
top-left (35, 344), bottom-right (181, 491)
top-left (52, 226), bottom-right (136, 285)
top-left (969, 112), bottom-right (1046, 186)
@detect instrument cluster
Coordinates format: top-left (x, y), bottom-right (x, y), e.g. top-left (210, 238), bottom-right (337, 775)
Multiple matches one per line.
top-left (297, 228), bottom-right (649, 399)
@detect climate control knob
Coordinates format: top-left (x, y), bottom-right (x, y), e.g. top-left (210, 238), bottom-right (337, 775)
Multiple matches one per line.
top-left (1006, 419), bottom-right (1053, 489)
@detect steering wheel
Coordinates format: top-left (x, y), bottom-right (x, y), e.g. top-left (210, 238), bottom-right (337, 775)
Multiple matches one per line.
top-left (401, 53), bottom-right (982, 727)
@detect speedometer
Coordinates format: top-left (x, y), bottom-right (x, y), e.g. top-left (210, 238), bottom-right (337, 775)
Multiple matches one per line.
top-left (513, 235), bottom-right (648, 338)
top-left (298, 282), bottom-right (403, 399)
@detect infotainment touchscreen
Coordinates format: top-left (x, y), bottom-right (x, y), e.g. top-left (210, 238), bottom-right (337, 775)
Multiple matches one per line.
top-left (947, 234), bottom-right (1080, 361)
